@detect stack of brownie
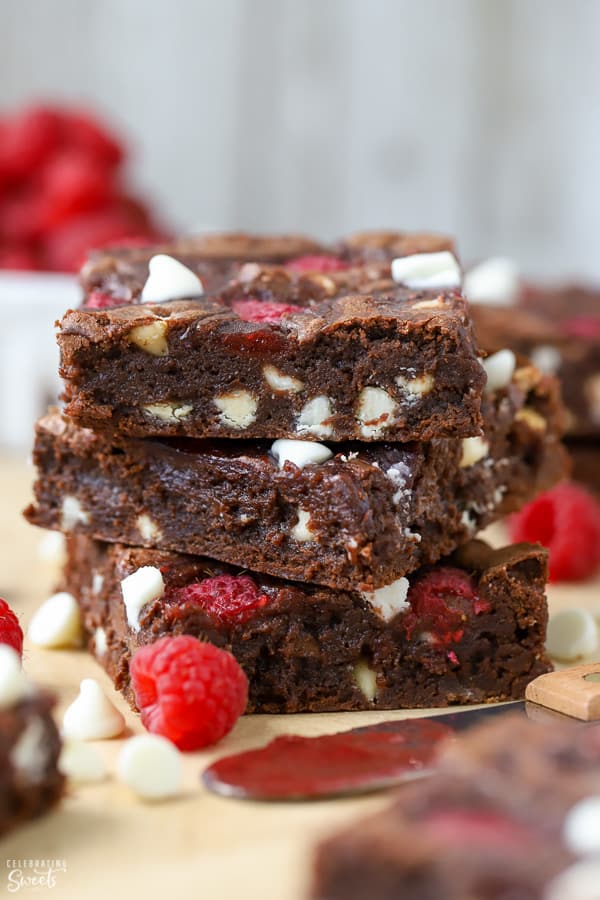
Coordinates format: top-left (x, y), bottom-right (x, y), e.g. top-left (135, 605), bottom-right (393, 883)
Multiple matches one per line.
top-left (25, 231), bottom-right (569, 713)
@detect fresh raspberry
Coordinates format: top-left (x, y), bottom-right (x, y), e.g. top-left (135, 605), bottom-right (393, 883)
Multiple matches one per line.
top-left (166, 574), bottom-right (270, 625)
top-left (39, 151), bottom-right (113, 226)
top-left (509, 482), bottom-right (600, 582)
top-left (0, 245), bottom-right (40, 271)
top-left (84, 290), bottom-right (119, 309)
top-left (402, 567), bottom-right (490, 647)
top-left (43, 205), bottom-right (152, 271)
top-left (130, 636), bottom-right (248, 751)
top-left (286, 254), bottom-right (348, 274)
top-left (61, 110), bottom-right (124, 168)
top-left (561, 315), bottom-right (600, 340)
top-left (231, 298), bottom-right (304, 323)
top-left (0, 598), bottom-right (24, 656)
top-left (0, 106), bottom-right (60, 180)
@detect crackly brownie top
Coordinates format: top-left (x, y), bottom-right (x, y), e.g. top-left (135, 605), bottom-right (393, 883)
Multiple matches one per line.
top-left (79, 229), bottom-right (456, 306)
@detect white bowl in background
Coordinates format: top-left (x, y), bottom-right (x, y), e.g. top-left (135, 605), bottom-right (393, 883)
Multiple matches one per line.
top-left (0, 271), bottom-right (80, 453)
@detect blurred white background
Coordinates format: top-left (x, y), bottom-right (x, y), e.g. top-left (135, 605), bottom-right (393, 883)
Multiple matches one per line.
top-left (2, 0), bottom-right (600, 277)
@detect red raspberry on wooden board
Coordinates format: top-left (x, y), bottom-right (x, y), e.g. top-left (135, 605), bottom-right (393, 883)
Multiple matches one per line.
top-left (166, 574), bottom-right (270, 625)
top-left (130, 636), bottom-right (248, 751)
top-left (0, 598), bottom-right (24, 657)
top-left (509, 482), bottom-right (600, 582)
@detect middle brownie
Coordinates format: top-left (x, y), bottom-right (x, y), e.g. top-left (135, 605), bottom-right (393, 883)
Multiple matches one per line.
top-left (26, 361), bottom-right (566, 591)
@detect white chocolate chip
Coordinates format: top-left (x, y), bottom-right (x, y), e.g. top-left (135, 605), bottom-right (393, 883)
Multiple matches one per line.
top-left (62, 678), bottom-right (125, 741)
top-left (460, 436), bottom-right (489, 468)
top-left (263, 365), bottom-right (304, 393)
top-left (28, 592), bottom-right (82, 649)
top-left (142, 402), bottom-right (193, 422)
top-left (120, 566), bottom-right (164, 632)
top-left (296, 396), bottom-right (334, 438)
top-left (353, 659), bottom-right (378, 701)
top-left (128, 320), bottom-right (169, 357)
top-left (530, 344), bottom-right (562, 376)
top-left (141, 254), bottom-right (203, 303)
top-left (117, 734), bottom-right (182, 801)
top-left (563, 796), bottom-right (600, 857)
top-left (463, 257), bottom-right (519, 306)
top-left (92, 572), bottom-right (104, 595)
top-left (291, 508), bottom-right (316, 542)
top-left (10, 717), bottom-right (50, 781)
top-left (271, 439), bottom-right (333, 470)
top-left (411, 297), bottom-right (447, 310)
top-left (361, 577), bottom-right (410, 622)
top-left (37, 531), bottom-right (66, 564)
top-left (395, 373), bottom-right (434, 397)
top-left (94, 627), bottom-right (108, 657)
top-left (0, 645), bottom-right (29, 709)
top-left (391, 251), bottom-right (461, 289)
top-left (545, 860), bottom-right (600, 900)
top-left (214, 390), bottom-right (258, 429)
top-left (136, 514), bottom-right (163, 543)
top-left (61, 496), bottom-right (89, 531)
top-left (546, 608), bottom-right (599, 662)
top-left (483, 349), bottom-right (516, 394)
top-left (356, 387), bottom-right (397, 438)
top-left (59, 739), bottom-right (107, 783)
top-left (514, 407), bottom-right (547, 432)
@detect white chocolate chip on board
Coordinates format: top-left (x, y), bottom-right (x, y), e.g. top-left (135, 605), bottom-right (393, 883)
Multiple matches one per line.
top-left (142, 402), bottom-right (193, 422)
top-left (37, 531), bottom-right (66, 564)
top-left (361, 577), bottom-right (410, 622)
top-left (356, 387), bottom-right (397, 438)
top-left (28, 592), bottom-right (82, 649)
top-left (128, 319), bottom-right (169, 357)
top-left (61, 496), bottom-right (89, 531)
top-left (545, 860), bottom-right (600, 900)
top-left (483, 349), bottom-right (516, 394)
top-left (136, 514), bottom-right (163, 542)
top-left (395, 373), bottom-right (434, 397)
top-left (460, 436), bottom-right (489, 468)
top-left (117, 734), bottom-right (182, 801)
top-left (463, 258), bottom-right (519, 306)
top-left (291, 509), bottom-right (317, 542)
top-left (0, 645), bottom-right (29, 709)
top-left (546, 608), bottom-right (599, 662)
top-left (59, 740), bottom-right (107, 783)
top-left (353, 658), bottom-right (378, 701)
top-left (263, 365), bottom-right (304, 393)
top-left (120, 566), bottom-right (165, 632)
top-left (563, 796), bottom-right (600, 857)
top-left (62, 679), bottom-right (125, 741)
top-left (141, 254), bottom-right (203, 303)
top-left (391, 251), bottom-right (461, 290)
top-left (271, 439), bottom-right (333, 470)
top-left (296, 396), bottom-right (334, 438)
top-left (214, 390), bottom-right (258, 429)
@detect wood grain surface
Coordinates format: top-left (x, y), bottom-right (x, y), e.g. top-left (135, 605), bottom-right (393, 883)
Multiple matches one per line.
top-left (1, 456), bottom-right (599, 900)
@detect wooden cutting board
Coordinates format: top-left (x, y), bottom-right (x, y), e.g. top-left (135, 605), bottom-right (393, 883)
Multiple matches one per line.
top-left (1, 456), bottom-right (599, 900)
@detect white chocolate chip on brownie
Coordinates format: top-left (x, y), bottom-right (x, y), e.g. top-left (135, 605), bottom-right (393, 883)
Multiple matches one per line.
top-left (291, 509), bottom-right (317, 542)
top-left (356, 387), bottom-right (397, 438)
top-left (120, 566), bottom-right (165, 632)
top-left (128, 320), bottom-right (169, 357)
top-left (271, 439), bottom-right (333, 470)
top-left (136, 514), bottom-right (163, 542)
top-left (460, 436), bottom-right (490, 468)
top-left (361, 576), bottom-right (410, 622)
top-left (141, 254), bottom-right (203, 303)
top-left (142, 402), bottom-right (193, 422)
top-left (263, 365), bottom-right (304, 393)
top-left (296, 396), bottom-right (334, 438)
top-left (61, 496), bottom-right (89, 531)
top-left (391, 251), bottom-right (461, 289)
top-left (214, 390), bottom-right (258, 429)
top-left (396, 373), bottom-right (434, 397)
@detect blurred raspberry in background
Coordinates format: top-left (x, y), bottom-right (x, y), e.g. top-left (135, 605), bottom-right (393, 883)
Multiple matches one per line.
top-left (0, 104), bottom-right (167, 272)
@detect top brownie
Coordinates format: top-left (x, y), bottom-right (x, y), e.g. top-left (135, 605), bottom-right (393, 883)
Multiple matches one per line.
top-left (60, 233), bottom-right (486, 443)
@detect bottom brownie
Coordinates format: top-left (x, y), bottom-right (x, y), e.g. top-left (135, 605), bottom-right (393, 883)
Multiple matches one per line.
top-left (0, 690), bottom-right (64, 836)
top-left (312, 713), bottom-right (600, 900)
top-left (63, 536), bottom-right (551, 714)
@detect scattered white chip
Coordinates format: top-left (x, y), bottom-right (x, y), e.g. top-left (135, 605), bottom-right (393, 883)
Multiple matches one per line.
top-left (356, 387), bottom-right (397, 438)
top-left (10, 716), bottom-right (50, 780)
top-left (142, 402), bottom-right (193, 422)
top-left (37, 531), bottom-right (66, 564)
top-left (361, 577), bottom-right (410, 622)
top-left (463, 257), bottom-right (519, 306)
top-left (291, 509), bottom-right (317, 542)
top-left (0, 645), bottom-right (29, 709)
top-left (94, 627), bottom-right (108, 657)
top-left (28, 592), bottom-right (82, 649)
top-left (353, 659), bottom-right (378, 701)
top-left (59, 739), bottom-right (107, 783)
top-left (263, 365), bottom-right (304, 393)
top-left (530, 344), bottom-right (562, 376)
top-left (214, 390), bottom-right (258, 429)
top-left (128, 320), bottom-right (169, 357)
top-left (120, 566), bottom-right (164, 632)
top-left (545, 860), bottom-right (600, 900)
top-left (136, 514), bottom-right (163, 542)
top-left (296, 396), bottom-right (334, 438)
top-left (92, 572), bottom-right (104, 595)
top-left (460, 436), bottom-right (489, 468)
top-left (391, 251), bottom-right (461, 290)
top-left (546, 608), bottom-right (599, 662)
top-left (141, 254), bottom-right (203, 303)
top-left (62, 678), bottom-right (125, 741)
top-left (271, 439), bottom-right (333, 470)
top-left (61, 496), bottom-right (89, 531)
top-left (396, 373), bottom-right (434, 397)
top-left (117, 734), bottom-right (182, 801)
top-left (483, 349), bottom-right (516, 394)
top-left (563, 796), bottom-right (600, 857)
